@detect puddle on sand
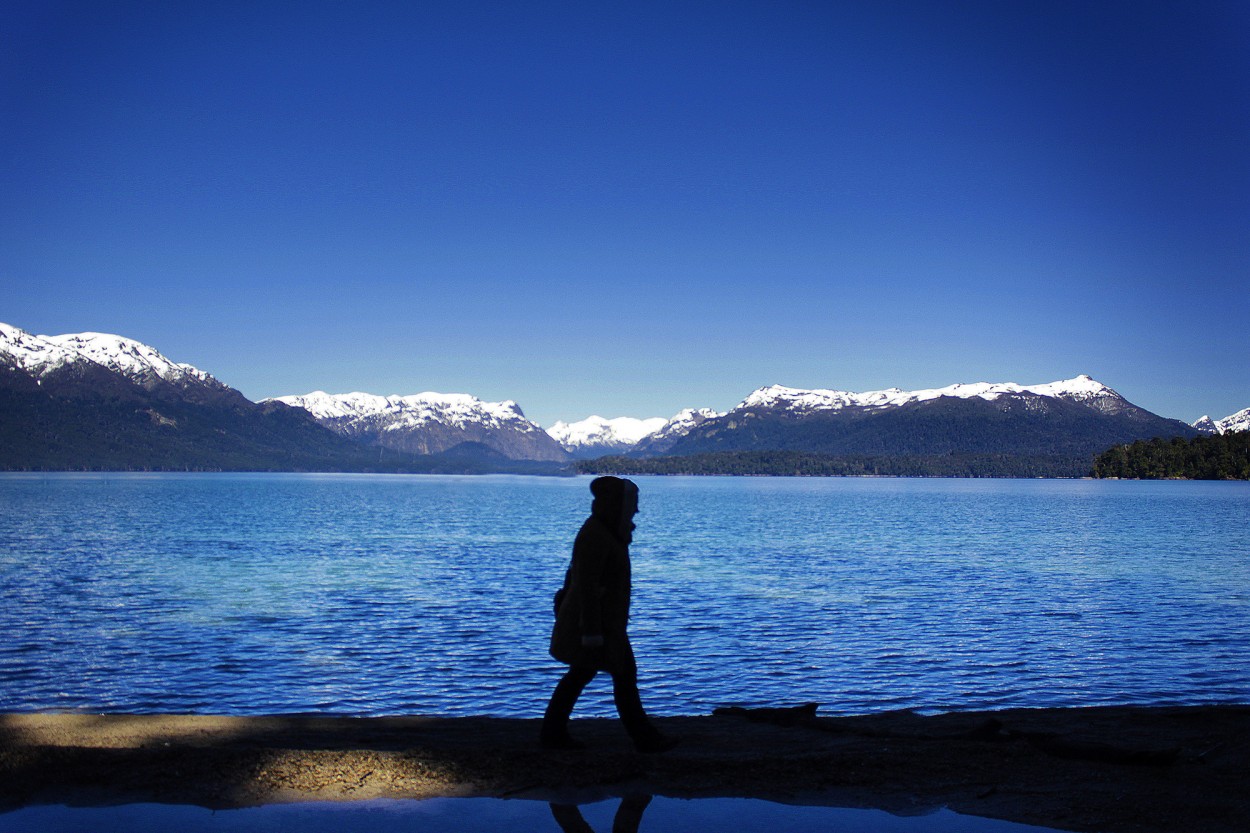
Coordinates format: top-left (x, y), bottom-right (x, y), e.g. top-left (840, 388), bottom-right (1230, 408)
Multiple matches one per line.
top-left (0, 796), bottom-right (1070, 833)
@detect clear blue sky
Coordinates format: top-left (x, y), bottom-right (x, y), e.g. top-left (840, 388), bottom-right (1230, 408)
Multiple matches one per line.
top-left (3, 1), bottom-right (1247, 427)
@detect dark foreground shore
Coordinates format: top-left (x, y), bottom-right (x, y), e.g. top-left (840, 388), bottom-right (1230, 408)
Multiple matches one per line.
top-left (2, 705), bottom-right (1247, 832)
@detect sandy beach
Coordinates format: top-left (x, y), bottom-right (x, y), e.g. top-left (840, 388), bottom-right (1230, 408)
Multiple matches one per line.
top-left (1, 704), bottom-right (1247, 832)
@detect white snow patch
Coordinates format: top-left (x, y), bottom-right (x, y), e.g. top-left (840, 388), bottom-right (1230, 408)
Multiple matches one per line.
top-left (270, 390), bottom-right (540, 432)
top-left (548, 415), bottom-right (668, 451)
top-left (0, 323), bottom-right (82, 375)
top-left (737, 375), bottom-right (1121, 413)
top-left (1, 322), bottom-right (219, 387)
top-left (1215, 408), bottom-right (1250, 434)
top-left (42, 331), bottom-right (217, 386)
top-left (1192, 415), bottom-right (1220, 434)
top-left (641, 407), bottom-right (724, 442)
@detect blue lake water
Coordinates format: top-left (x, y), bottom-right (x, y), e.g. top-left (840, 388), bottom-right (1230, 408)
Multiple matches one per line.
top-left (1, 473), bottom-right (1248, 717)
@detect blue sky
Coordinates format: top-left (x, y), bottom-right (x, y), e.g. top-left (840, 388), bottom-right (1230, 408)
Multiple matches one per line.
top-left (3, 1), bottom-right (1247, 427)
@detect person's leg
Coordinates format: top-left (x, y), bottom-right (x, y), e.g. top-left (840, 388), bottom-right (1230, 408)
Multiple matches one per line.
top-left (549, 803), bottom-right (594, 833)
top-left (609, 668), bottom-right (650, 737)
top-left (612, 794), bottom-right (653, 833)
top-left (541, 665), bottom-right (597, 748)
top-left (610, 670), bottom-right (674, 751)
top-left (597, 640), bottom-right (676, 751)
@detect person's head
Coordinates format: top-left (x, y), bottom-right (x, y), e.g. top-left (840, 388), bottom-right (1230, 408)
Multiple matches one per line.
top-left (589, 476), bottom-right (639, 540)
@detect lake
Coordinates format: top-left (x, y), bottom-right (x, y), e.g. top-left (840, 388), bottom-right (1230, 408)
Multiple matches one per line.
top-left (1, 473), bottom-right (1247, 717)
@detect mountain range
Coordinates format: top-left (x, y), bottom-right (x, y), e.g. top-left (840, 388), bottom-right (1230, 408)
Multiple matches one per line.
top-left (2, 322), bottom-right (1244, 475)
top-left (271, 390), bottom-right (569, 462)
top-left (659, 377), bottom-right (1194, 456)
top-left (547, 415), bottom-right (669, 459)
top-left (1192, 409), bottom-right (1250, 436)
top-left (0, 323), bottom-right (399, 471)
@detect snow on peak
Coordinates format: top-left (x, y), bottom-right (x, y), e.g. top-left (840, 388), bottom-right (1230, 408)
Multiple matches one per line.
top-left (1, 322), bottom-right (219, 387)
top-left (1192, 415), bottom-right (1219, 434)
top-left (1192, 408), bottom-right (1249, 435)
top-left (663, 406), bottom-right (723, 429)
top-left (270, 390), bottom-right (534, 431)
top-left (548, 415), bottom-right (668, 451)
top-left (0, 323), bottom-right (84, 375)
top-left (738, 384), bottom-right (903, 412)
top-left (268, 391), bottom-right (385, 420)
top-left (625, 407), bottom-right (725, 454)
top-left (736, 375), bottom-right (1122, 413)
top-left (41, 331), bottom-right (218, 387)
top-left (1215, 408), bottom-right (1250, 435)
top-left (1024, 375), bottom-right (1118, 400)
top-left (643, 407), bottom-right (724, 440)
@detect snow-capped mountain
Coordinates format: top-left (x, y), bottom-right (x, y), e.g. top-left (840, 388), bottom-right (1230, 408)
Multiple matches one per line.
top-left (631, 407), bottom-right (725, 455)
top-left (1220, 409), bottom-right (1250, 434)
top-left (271, 391), bottom-right (569, 462)
top-left (276, 390), bottom-right (528, 428)
top-left (1, 320), bottom-right (1222, 476)
top-left (1194, 408), bottom-right (1250, 435)
top-left (1192, 415), bottom-right (1220, 434)
top-left (659, 374), bottom-right (1197, 469)
top-left (1, 322), bottom-right (92, 376)
top-left (0, 322), bottom-right (236, 404)
top-left (0, 322), bottom-right (384, 470)
top-left (42, 331), bottom-right (223, 390)
top-left (2, 323), bottom-right (216, 386)
top-left (735, 375), bottom-right (1133, 415)
top-left (549, 408), bottom-right (729, 458)
top-left (547, 415), bottom-right (668, 458)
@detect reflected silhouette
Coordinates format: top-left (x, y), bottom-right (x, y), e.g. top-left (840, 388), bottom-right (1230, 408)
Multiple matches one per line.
top-left (543, 477), bottom-right (675, 753)
top-left (550, 794), bottom-right (653, 833)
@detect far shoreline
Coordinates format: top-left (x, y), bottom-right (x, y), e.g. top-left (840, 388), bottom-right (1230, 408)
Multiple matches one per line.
top-left (9, 468), bottom-right (1245, 480)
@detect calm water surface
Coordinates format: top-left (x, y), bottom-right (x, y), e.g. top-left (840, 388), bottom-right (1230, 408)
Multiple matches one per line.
top-left (1, 473), bottom-right (1247, 716)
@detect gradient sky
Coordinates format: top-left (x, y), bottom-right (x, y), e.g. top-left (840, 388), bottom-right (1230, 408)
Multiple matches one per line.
top-left (3, 1), bottom-right (1247, 427)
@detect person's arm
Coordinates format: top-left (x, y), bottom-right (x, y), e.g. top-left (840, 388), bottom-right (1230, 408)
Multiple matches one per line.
top-left (576, 531), bottom-right (606, 647)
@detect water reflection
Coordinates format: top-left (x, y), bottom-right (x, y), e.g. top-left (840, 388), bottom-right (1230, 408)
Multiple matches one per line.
top-left (550, 794), bottom-right (651, 833)
top-left (0, 795), bottom-right (1069, 832)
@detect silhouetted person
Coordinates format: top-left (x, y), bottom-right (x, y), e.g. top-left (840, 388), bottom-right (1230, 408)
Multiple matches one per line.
top-left (550, 794), bottom-right (653, 833)
top-left (542, 476), bottom-right (675, 753)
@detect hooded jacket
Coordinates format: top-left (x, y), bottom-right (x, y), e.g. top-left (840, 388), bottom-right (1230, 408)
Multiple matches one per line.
top-left (549, 478), bottom-right (639, 676)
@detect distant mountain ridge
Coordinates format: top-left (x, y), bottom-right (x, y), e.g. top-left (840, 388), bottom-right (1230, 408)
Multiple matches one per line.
top-left (653, 376), bottom-right (1201, 473)
top-left (1, 323), bottom-right (239, 404)
top-left (631, 408), bottom-right (725, 455)
top-left (2, 321), bottom-right (1244, 474)
top-left (0, 323), bottom-right (403, 471)
top-left (1192, 408), bottom-right (1250, 436)
top-left (268, 390), bottom-right (569, 462)
top-left (729, 375), bottom-right (1141, 417)
top-left (548, 414), bottom-right (677, 458)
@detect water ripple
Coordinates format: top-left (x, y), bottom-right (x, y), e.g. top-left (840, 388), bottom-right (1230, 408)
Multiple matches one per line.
top-left (1, 474), bottom-right (1248, 716)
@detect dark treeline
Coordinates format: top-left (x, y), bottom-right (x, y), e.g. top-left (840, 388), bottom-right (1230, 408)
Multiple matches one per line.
top-left (576, 450), bottom-right (1094, 478)
top-left (1092, 433), bottom-right (1250, 480)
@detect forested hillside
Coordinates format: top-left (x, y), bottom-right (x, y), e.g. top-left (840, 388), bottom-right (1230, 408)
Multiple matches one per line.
top-left (1092, 433), bottom-right (1250, 480)
top-left (578, 450), bottom-right (1094, 478)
